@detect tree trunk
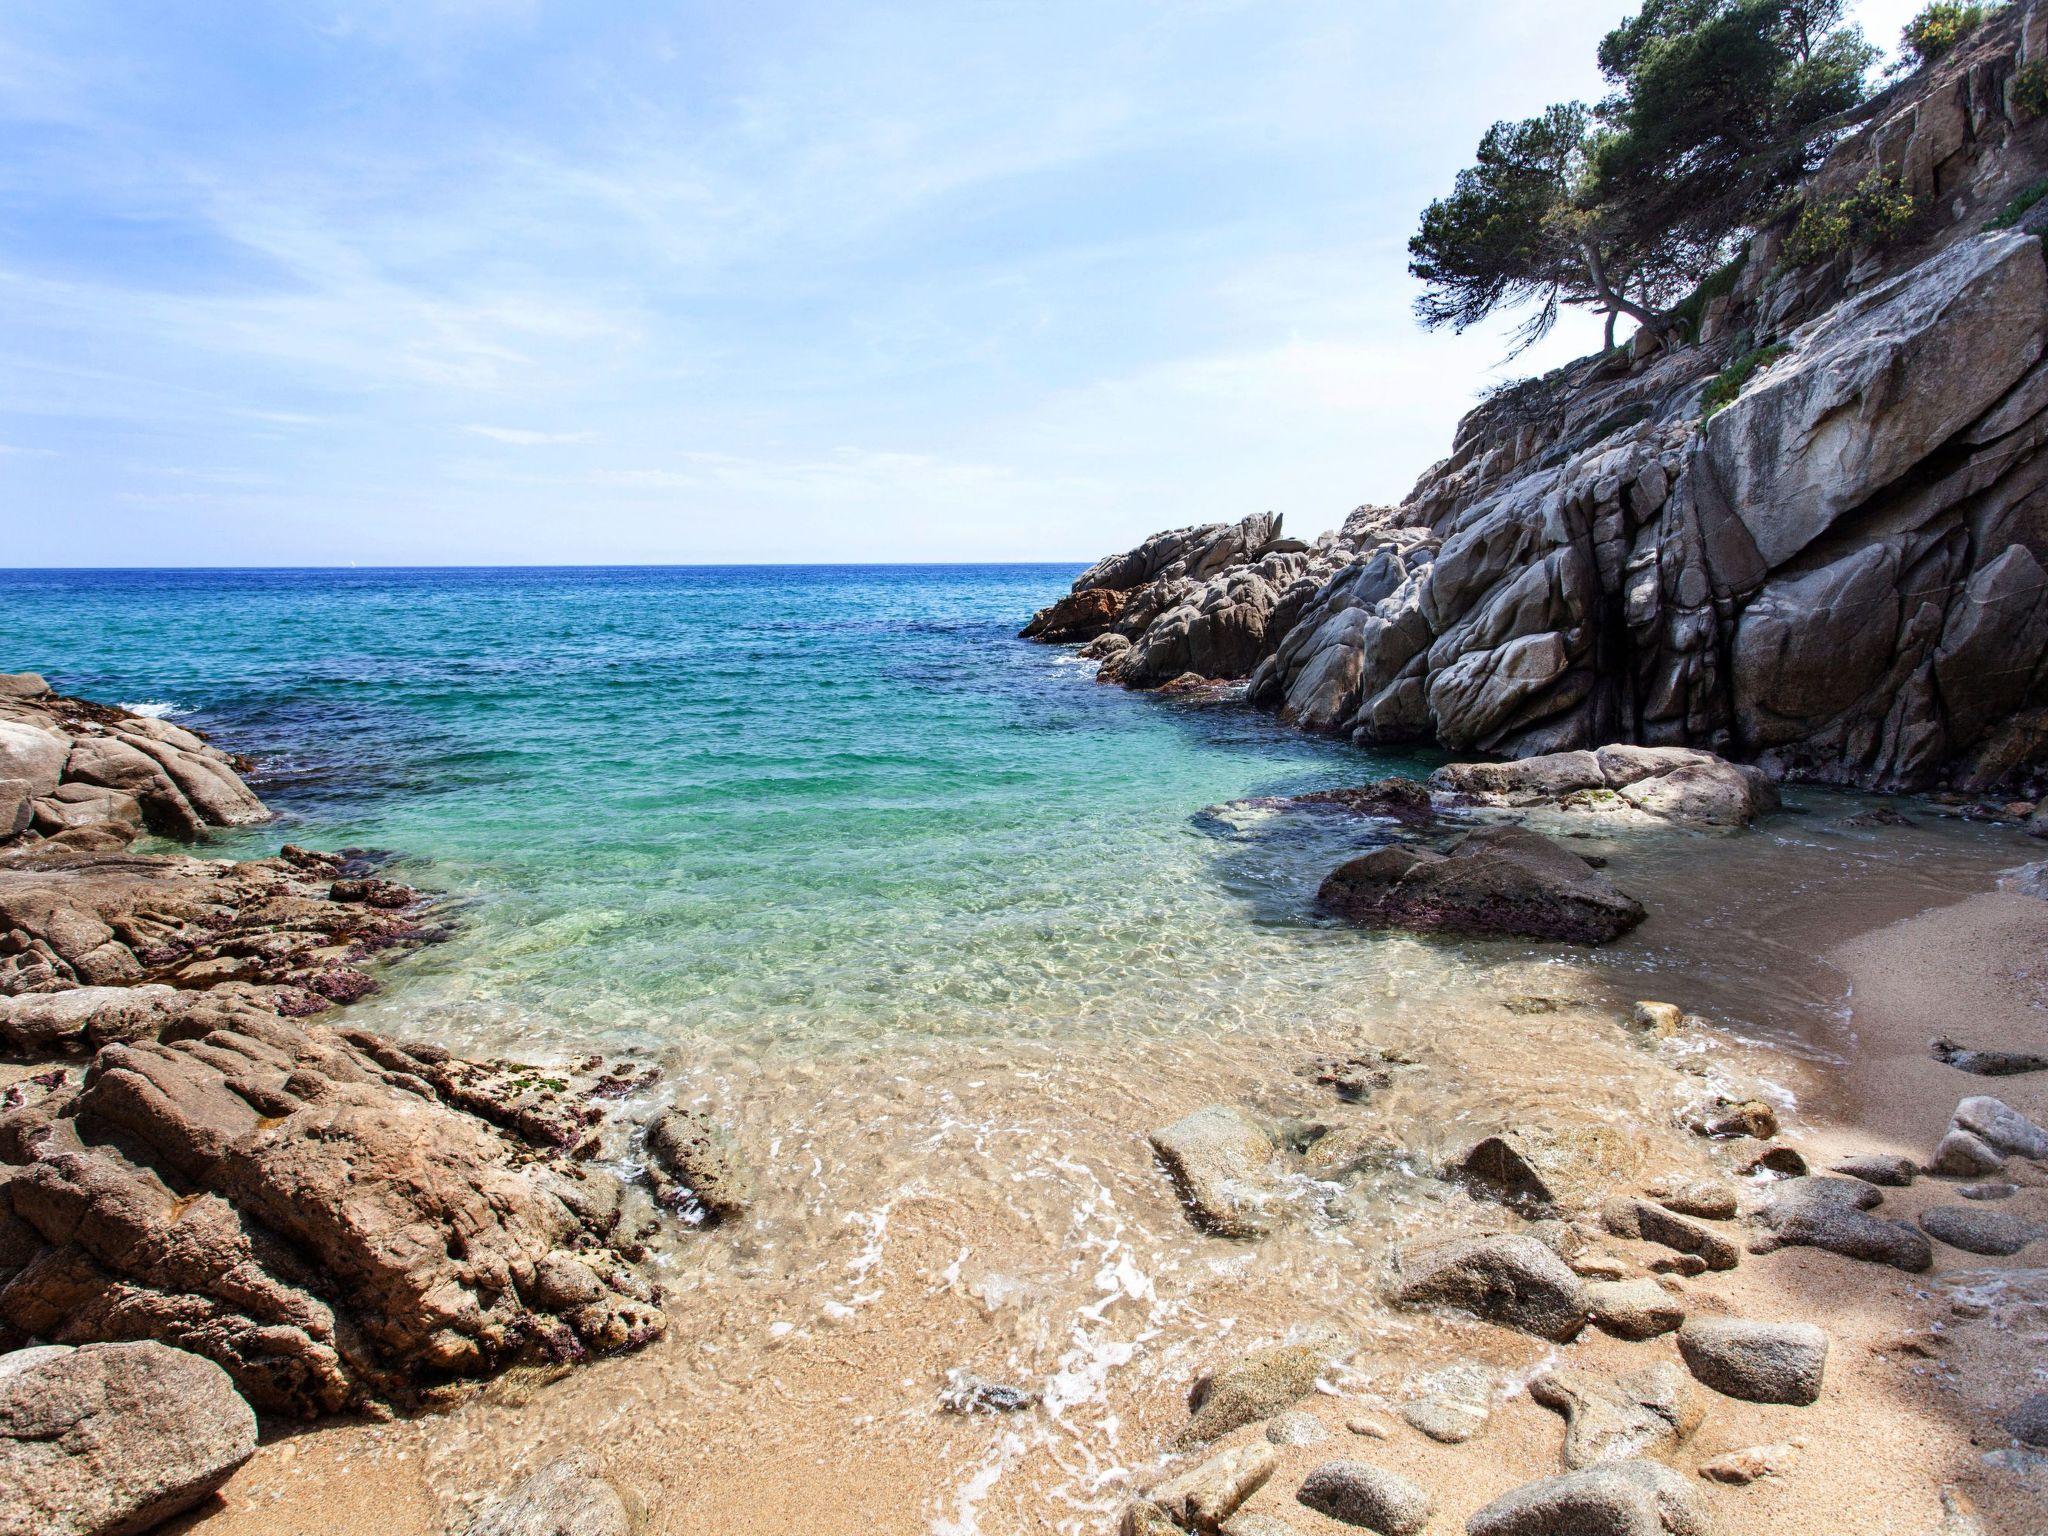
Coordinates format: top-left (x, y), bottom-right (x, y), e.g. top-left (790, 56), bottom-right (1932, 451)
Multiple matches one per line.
top-left (1581, 242), bottom-right (1664, 341)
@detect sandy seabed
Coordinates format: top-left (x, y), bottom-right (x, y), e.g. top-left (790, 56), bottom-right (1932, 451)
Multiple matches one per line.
top-left (169, 836), bottom-right (2048, 1536)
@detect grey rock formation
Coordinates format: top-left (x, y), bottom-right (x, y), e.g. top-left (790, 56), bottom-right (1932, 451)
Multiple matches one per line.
top-left (1295, 1460), bottom-right (1432, 1535)
top-left (1586, 1279), bottom-right (1685, 1341)
top-left (1918, 1204), bottom-right (2039, 1255)
top-left (1431, 746), bottom-right (1776, 826)
top-left (1601, 1197), bottom-right (1739, 1271)
top-left (1466, 1460), bottom-right (1712, 1536)
top-left (1753, 1175), bottom-right (1934, 1271)
top-left (1036, 14), bottom-right (2048, 795)
top-left (1676, 1318), bottom-right (1828, 1406)
top-left (1392, 1232), bottom-right (1587, 1341)
top-left (0, 1340), bottom-right (257, 1536)
top-left (1317, 825), bottom-right (1647, 945)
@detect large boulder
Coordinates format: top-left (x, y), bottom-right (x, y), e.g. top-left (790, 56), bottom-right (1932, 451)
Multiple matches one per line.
top-left (1317, 826), bottom-right (1647, 945)
top-left (1433, 747), bottom-right (1775, 827)
top-left (0, 1340), bottom-right (257, 1536)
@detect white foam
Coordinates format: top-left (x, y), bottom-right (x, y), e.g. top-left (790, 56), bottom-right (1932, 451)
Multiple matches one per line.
top-left (117, 700), bottom-right (185, 718)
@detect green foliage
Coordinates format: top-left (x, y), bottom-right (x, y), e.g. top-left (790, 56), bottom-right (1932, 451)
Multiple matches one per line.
top-left (1987, 177), bottom-right (2048, 231)
top-left (1783, 171), bottom-right (1920, 263)
top-left (1901, 3), bottom-right (1999, 67)
top-left (1667, 251), bottom-right (1750, 340)
top-left (1411, 1), bottom-right (1876, 349)
top-left (1409, 104), bottom-right (1594, 345)
top-left (2014, 62), bottom-right (2048, 117)
top-left (1701, 341), bottom-right (1791, 420)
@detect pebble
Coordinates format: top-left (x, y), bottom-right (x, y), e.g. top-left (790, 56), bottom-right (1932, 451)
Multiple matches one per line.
top-left (1266, 1411), bottom-right (1328, 1447)
top-left (1687, 1097), bottom-right (1778, 1140)
top-left (1646, 1177), bottom-right (1739, 1220)
top-left (1586, 1278), bottom-right (1685, 1340)
top-left (1630, 1001), bottom-right (1682, 1036)
top-left (1677, 1317), bottom-right (1828, 1406)
top-left (1143, 1443), bottom-right (1278, 1533)
top-left (1402, 1393), bottom-right (1489, 1445)
top-left (1698, 1441), bottom-right (1801, 1485)
top-left (1345, 1415), bottom-right (1393, 1440)
top-left (1918, 1204), bottom-right (2038, 1256)
top-left (1296, 1460), bottom-right (1433, 1536)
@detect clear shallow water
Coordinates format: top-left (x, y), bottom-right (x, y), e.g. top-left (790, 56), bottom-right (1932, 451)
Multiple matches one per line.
top-left (2, 565), bottom-right (1470, 1054)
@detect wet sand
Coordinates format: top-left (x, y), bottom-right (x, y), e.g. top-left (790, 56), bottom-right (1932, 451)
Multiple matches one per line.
top-left (169, 824), bottom-right (2048, 1536)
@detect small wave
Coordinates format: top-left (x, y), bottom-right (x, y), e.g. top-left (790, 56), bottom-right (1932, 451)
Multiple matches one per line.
top-left (117, 700), bottom-right (187, 719)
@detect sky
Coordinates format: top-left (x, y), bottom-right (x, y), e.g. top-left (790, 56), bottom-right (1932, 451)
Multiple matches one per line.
top-left (0, 0), bottom-right (1929, 566)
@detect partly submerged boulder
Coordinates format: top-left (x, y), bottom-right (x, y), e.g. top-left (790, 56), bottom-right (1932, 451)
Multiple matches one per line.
top-left (1317, 825), bottom-right (1647, 944)
top-left (1149, 1104), bottom-right (1282, 1239)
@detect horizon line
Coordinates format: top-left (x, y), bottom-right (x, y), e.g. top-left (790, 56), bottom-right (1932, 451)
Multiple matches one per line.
top-left (0, 559), bottom-right (1099, 574)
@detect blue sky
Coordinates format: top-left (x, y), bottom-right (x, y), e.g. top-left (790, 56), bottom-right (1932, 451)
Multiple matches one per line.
top-left (0, 0), bottom-right (1925, 566)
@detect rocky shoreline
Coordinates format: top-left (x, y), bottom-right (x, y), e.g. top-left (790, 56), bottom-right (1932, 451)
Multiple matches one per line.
top-left (1026, 5), bottom-right (2048, 800)
top-left (0, 674), bottom-right (724, 1535)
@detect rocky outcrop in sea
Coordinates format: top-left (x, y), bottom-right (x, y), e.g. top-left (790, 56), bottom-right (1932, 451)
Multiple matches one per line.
top-left (1027, 5), bottom-right (2048, 795)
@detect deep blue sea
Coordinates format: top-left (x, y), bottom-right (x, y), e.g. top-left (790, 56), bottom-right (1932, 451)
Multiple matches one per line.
top-left (2, 565), bottom-right (1439, 1054)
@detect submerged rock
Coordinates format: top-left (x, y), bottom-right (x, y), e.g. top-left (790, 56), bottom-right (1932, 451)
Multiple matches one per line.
top-left (1317, 825), bottom-right (1646, 945)
top-left (462, 1451), bottom-right (632, 1536)
top-left (645, 1105), bottom-right (750, 1222)
top-left (0, 1341), bottom-right (257, 1536)
top-left (1182, 1342), bottom-right (1335, 1444)
top-left (1150, 1104), bottom-right (1282, 1239)
top-left (1140, 1442), bottom-right (1277, 1533)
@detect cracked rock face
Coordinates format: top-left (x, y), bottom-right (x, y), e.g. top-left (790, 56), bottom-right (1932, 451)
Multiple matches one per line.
top-left (0, 1012), bottom-right (665, 1418)
top-left (1033, 14), bottom-right (2048, 794)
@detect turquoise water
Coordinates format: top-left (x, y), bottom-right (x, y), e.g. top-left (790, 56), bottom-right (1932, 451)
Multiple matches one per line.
top-left (3, 566), bottom-right (1428, 1053)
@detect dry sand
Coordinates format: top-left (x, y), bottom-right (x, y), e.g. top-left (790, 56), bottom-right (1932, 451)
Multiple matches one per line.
top-left (164, 861), bottom-right (2048, 1536)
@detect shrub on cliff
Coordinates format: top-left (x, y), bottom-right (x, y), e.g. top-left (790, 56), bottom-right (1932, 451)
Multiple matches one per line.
top-left (1901, 3), bottom-right (2001, 67)
top-left (1411, 0), bottom-right (1876, 350)
top-left (1783, 170), bottom-right (1921, 262)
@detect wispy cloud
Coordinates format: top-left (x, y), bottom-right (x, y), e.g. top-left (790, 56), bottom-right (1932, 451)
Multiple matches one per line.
top-left (464, 425), bottom-right (598, 445)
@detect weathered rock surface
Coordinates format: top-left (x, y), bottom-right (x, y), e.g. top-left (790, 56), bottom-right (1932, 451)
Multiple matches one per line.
top-left (1466, 1460), bottom-right (1712, 1536)
top-left (0, 1340), bottom-right (257, 1536)
top-left (1531, 1362), bottom-right (1703, 1470)
top-left (0, 679), bottom-right (269, 853)
top-left (1392, 1232), bottom-right (1587, 1341)
top-left (1317, 825), bottom-right (1646, 945)
top-left (1036, 12), bottom-right (2048, 796)
top-left (1833, 1152), bottom-right (1917, 1187)
top-left (1295, 1460), bottom-right (1432, 1535)
top-left (0, 844), bottom-right (442, 1030)
top-left (1918, 1204), bottom-right (2039, 1256)
top-left (645, 1106), bottom-right (750, 1223)
top-left (1677, 1318), bottom-right (1827, 1406)
top-left (1150, 1104), bottom-right (1282, 1239)
top-left (1753, 1175), bottom-right (1933, 1272)
top-left (1139, 1442), bottom-right (1277, 1534)
top-left (461, 1450), bottom-right (632, 1536)
top-left (0, 1010), bottom-right (664, 1417)
top-left (1183, 1342), bottom-right (1333, 1445)
top-left (1431, 747), bottom-right (1776, 827)
top-left (1952, 1095), bottom-right (2048, 1159)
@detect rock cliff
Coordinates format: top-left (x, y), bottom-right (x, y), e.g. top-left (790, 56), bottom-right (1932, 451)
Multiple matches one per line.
top-left (1029, 4), bottom-right (2048, 793)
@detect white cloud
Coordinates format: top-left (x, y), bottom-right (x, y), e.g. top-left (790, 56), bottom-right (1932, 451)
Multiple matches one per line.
top-left (464, 425), bottom-right (598, 445)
